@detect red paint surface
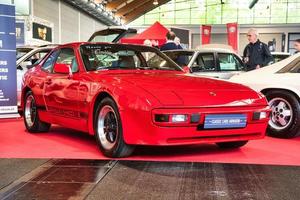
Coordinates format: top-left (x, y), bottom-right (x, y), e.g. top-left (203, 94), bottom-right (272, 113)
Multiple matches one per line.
top-left (21, 42), bottom-right (270, 147)
top-left (1, 118), bottom-right (300, 166)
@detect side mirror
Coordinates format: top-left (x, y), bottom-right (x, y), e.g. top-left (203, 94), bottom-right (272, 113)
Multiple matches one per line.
top-left (53, 63), bottom-right (71, 75)
top-left (182, 65), bottom-right (190, 73)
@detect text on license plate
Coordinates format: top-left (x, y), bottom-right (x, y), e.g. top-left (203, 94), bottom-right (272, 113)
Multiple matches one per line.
top-left (204, 114), bottom-right (247, 129)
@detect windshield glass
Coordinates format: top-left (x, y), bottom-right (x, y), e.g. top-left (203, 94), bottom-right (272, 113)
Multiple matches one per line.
top-left (16, 48), bottom-right (33, 60)
top-left (277, 56), bottom-right (300, 73)
top-left (80, 44), bottom-right (181, 71)
top-left (163, 51), bottom-right (194, 67)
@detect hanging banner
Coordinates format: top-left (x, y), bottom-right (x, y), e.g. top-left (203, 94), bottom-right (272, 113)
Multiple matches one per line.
top-left (201, 25), bottom-right (211, 45)
top-left (0, 4), bottom-right (18, 118)
top-left (227, 22), bottom-right (238, 51)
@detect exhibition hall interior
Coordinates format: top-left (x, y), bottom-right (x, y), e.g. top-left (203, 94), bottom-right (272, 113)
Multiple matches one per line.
top-left (1, 0), bottom-right (300, 199)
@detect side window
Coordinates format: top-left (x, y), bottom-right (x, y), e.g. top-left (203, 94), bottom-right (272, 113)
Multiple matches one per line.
top-left (41, 50), bottom-right (60, 73)
top-left (55, 48), bottom-right (78, 73)
top-left (191, 53), bottom-right (215, 72)
top-left (218, 53), bottom-right (243, 71)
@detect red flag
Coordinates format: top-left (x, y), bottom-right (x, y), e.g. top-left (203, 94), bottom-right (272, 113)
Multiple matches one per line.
top-left (201, 25), bottom-right (211, 45)
top-left (227, 23), bottom-right (238, 51)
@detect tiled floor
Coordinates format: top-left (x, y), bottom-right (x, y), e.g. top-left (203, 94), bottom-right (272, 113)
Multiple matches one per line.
top-left (1, 159), bottom-right (300, 200)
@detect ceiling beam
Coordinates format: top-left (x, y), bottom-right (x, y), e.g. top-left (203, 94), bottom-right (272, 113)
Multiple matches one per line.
top-left (106, 0), bottom-right (128, 10)
top-left (116, 0), bottom-right (151, 17)
top-left (123, 0), bottom-right (170, 24)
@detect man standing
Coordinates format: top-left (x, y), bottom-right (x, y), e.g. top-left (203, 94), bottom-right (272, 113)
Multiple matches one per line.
top-left (243, 29), bottom-right (273, 71)
top-left (294, 39), bottom-right (300, 54)
top-left (160, 31), bottom-right (182, 51)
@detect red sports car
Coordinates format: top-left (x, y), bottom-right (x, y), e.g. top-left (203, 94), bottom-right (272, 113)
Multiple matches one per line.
top-left (21, 42), bottom-right (270, 157)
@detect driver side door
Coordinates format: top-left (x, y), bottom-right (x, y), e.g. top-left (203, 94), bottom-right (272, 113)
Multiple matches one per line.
top-left (43, 47), bottom-right (81, 128)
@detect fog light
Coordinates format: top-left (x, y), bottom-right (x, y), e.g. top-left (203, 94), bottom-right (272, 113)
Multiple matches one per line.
top-left (155, 114), bottom-right (169, 122)
top-left (260, 112), bottom-right (267, 119)
top-left (171, 114), bottom-right (188, 123)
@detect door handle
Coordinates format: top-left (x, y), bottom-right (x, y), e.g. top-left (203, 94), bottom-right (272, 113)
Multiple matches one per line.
top-left (45, 79), bottom-right (52, 85)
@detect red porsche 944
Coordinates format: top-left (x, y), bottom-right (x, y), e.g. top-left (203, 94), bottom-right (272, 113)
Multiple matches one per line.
top-left (21, 42), bottom-right (270, 157)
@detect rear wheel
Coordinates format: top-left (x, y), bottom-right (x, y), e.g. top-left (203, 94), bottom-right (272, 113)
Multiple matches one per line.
top-left (216, 141), bottom-right (248, 149)
top-left (23, 91), bottom-right (51, 133)
top-left (265, 90), bottom-right (300, 138)
top-left (94, 97), bottom-right (134, 158)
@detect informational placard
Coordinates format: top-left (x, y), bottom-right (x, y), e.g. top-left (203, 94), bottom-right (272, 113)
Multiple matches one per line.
top-left (32, 22), bottom-right (52, 42)
top-left (0, 4), bottom-right (18, 117)
top-left (16, 20), bottom-right (25, 46)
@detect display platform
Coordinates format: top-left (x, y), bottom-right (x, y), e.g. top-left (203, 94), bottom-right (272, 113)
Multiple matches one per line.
top-left (1, 118), bottom-right (300, 166)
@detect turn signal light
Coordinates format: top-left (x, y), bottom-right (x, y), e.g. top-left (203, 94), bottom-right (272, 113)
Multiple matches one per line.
top-left (253, 112), bottom-right (268, 120)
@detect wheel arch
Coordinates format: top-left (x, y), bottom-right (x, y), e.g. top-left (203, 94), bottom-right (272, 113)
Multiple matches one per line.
top-left (260, 88), bottom-right (300, 103)
top-left (88, 91), bottom-right (118, 135)
top-left (21, 86), bottom-right (32, 110)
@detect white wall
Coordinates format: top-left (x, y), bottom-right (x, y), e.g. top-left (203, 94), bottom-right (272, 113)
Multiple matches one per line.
top-left (32, 0), bottom-right (106, 44)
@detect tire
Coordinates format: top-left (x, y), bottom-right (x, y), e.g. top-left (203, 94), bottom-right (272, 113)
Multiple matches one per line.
top-left (216, 141), bottom-right (248, 149)
top-left (94, 97), bottom-right (135, 158)
top-left (23, 91), bottom-right (51, 133)
top-left (265, 90), bottom-right (300, 138)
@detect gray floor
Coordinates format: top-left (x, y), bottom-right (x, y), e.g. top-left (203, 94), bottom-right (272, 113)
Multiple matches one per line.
top-left (0, 159), bottom-right (299, 200)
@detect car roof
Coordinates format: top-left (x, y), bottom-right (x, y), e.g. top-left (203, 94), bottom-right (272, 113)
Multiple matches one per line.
top-left (58, 42), bottom-right (160, 51)
top-left (163, 48), bottom-right (235, 54)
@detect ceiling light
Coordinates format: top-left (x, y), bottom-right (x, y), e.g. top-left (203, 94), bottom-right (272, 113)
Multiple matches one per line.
top-left (153, 0), bottom-right (158, 5)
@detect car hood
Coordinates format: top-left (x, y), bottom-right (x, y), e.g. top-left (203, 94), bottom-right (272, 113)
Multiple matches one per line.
top-left (103, 71), bottom-right (267, 107)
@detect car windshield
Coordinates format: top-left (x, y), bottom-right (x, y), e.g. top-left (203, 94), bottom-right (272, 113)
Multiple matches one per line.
top-left (163, 51), bottom-right (194, 67)
top-left (16, 48), bottom-right (33, 60)
top-left (277, 56), bottom-right (300, 73)
top-left (80, 44), bottom-right (181, 71)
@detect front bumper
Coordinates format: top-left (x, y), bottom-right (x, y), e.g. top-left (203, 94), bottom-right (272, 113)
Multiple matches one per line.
top-left (121, 106), bottom-right (270, 146)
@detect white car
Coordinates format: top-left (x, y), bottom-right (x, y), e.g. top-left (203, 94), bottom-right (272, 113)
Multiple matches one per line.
top-left (230, 53), bottom-right (300, 138)
top-left (163, 44), bottom-right (245, 79)
top-left (17, 45), bottom-right (56, 107)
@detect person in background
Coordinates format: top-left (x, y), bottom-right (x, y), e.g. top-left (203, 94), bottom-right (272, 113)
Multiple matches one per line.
top-left (160, 31), bottom-right (182, 51)
top-left (243, 28), bottom-right (273, 71)
top-left (174, 37), bottom-right (183, 49)
top-left (294, 39), bottom-right (300, 54)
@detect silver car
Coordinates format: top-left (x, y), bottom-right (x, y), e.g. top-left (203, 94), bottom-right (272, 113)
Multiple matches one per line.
top-left (163, 47), bottom-right (245, 79)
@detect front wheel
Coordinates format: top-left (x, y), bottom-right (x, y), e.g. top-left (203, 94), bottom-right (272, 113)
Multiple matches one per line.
top-left (216, 141), bottom-right (248, 149)
top-left (266, 90), bottom-right (300, 138)
top-left (23, 91), bottom-right (51, 133)
top-left (94, 97), bottom-right (134, 158)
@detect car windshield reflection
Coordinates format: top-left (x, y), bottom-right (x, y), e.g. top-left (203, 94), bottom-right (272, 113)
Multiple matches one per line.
top-left (80, 44), bottom-right (181, 71)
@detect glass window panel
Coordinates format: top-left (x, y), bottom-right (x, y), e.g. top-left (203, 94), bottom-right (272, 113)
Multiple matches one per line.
top-left (191, 18), bottom-right (206, 24)
top-left (175, 10), bottom-right (190, 19)
top-left (130, 0), bottom-right (299, 25)
top-left (161, 18), bottom-right (175, 25)
top-left (206, 5), bottom-right (222, 24)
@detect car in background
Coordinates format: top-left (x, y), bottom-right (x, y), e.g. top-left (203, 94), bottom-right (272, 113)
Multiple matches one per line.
top-left (270, 52), bottom-right (291, 64)
top-left (88, 27), bottom-right (137, 43)
top-left (230, 53), bottom-right (300, 138)
top-left (163, 44), bottom-right (245, 79)
top-left (21, 42), bottom-right (270, 157)
top-left (16, 45), bottom-right (57, 107)
top-left (17, 46), bottom-right (37, 60)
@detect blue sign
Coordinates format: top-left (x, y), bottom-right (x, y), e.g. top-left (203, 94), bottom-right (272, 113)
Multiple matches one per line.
top-left (0, 4), bottom-right (17, 116)
top-left (204, 114), bottom-right (247, 129)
